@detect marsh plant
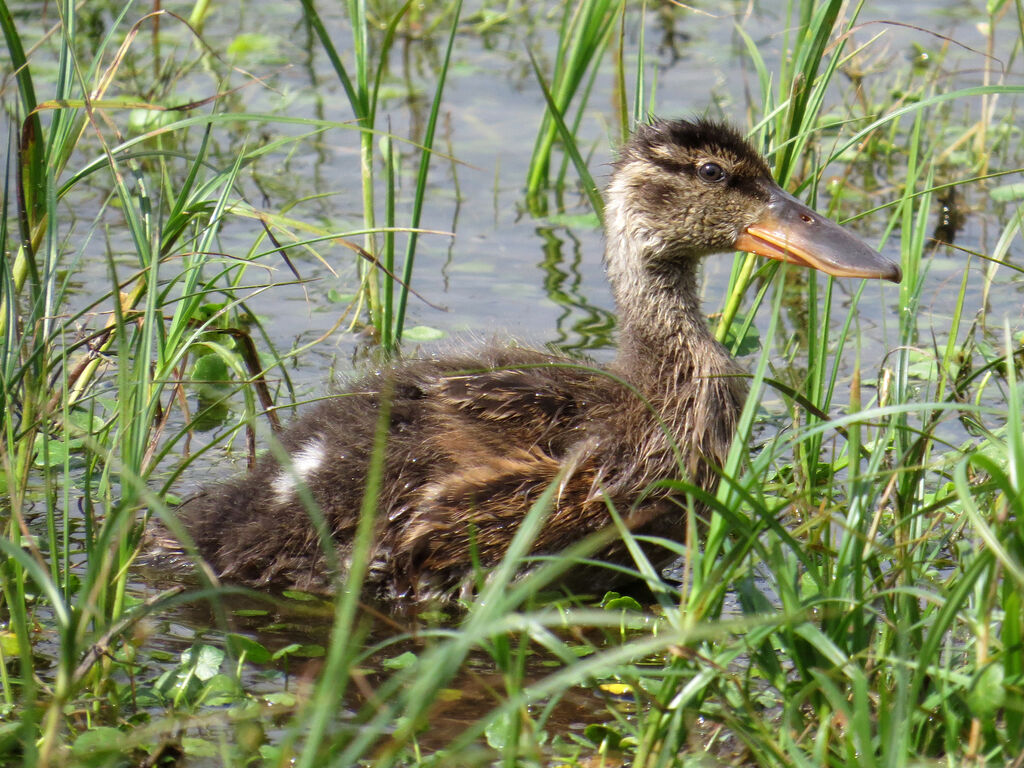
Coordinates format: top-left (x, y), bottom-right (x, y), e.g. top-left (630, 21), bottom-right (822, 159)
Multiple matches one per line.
top-left (2, 0), bottom-right (1024, 766)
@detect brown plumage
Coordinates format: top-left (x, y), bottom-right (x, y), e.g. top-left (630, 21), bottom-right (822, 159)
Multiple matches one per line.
top-left (151, 119), bottom-right (901, 603)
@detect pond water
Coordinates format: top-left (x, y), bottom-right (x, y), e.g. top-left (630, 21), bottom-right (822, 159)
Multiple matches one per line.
top-left (5, 0), bottom-right (1024, 761)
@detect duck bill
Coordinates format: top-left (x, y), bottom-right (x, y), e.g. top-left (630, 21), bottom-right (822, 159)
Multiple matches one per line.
top-left (734, 185), bottom-right (902, 283)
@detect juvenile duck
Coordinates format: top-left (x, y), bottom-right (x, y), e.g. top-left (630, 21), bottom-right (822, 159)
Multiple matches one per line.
top-left (157, 119), bottom-right (900, 603)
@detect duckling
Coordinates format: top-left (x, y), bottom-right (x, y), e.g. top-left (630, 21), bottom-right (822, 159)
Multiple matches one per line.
top-left (154, 119), bottom-right (901, 603)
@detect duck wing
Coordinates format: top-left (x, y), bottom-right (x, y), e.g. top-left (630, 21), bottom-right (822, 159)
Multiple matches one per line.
top-left (372, 349), bottom-right (659, 598)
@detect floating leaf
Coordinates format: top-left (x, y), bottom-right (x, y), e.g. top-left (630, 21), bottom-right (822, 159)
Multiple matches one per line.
top-left (263, 691), bottom-right (298, 707)
top-left (227, 33), bottom-right (287, 64)
top-left (71, 727), bottom-right (124, 759)
top-left (989, 182), bottom-right (1024, 203)
top-left (282, 590), bottom-right (320, 602)
top-left (381, 651), bottom-right (418, 670)
top-left (327, 289), bottom-right (357, 304)
top-left (181, 737), bottom-right (219, 758)
top-left (403, 325), bottom-right (446, 342)
top-left (32, 432), bottom-right (84, 468)
top-left (543, 212), bottom-right (601, 229)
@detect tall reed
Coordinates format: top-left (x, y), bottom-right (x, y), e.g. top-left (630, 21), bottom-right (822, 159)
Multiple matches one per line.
top-left (300, 0), bottom-right (462, 351)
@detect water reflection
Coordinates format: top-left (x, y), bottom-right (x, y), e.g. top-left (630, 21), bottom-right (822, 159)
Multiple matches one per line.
top-left (536, 225), bottom-right (617, 354)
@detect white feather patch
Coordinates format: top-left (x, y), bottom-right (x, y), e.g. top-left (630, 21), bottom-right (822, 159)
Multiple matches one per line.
top-left (271, 438), bottom-right (326, 503)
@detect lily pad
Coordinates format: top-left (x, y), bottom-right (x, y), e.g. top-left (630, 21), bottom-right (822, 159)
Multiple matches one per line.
top-left (989, 182), bottom-right (1024, 203)
top-left (403, 325), bottom-right (446, 342)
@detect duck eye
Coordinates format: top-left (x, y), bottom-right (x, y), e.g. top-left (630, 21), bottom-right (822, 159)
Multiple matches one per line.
top-left (697, 162), bottom-right (726, 182)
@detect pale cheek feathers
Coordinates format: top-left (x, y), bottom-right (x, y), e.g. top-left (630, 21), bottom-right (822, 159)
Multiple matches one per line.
top-left (607, 173), bottom-right (743, 255)
top-left (271, 438), bottom-right (327, 503)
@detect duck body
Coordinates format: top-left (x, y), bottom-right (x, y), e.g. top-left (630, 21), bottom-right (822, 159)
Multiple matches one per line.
top-left (160, 119), bottom-right (900, 603)
top-left (176, 341), bottom-right (745, 600)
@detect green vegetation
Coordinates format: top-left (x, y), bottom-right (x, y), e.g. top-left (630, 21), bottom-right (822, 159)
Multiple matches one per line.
top-left (2, 0), bottom-right (1024, 765)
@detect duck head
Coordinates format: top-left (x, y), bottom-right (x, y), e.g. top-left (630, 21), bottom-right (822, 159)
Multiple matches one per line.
top-left (604, 118), bottom-right (902, 286)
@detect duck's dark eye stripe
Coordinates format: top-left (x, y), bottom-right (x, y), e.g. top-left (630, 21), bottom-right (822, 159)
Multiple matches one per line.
top-left (649, 155), bottom-right (690, 174)
top-left (646, 155), bottom-right (707, 179)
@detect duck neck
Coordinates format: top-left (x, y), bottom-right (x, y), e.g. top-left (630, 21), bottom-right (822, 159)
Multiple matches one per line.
top-left (606, 241), bottom-right (725, 395)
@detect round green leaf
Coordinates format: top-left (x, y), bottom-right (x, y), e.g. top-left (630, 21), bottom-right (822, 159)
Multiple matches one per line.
top-left (403, 325), bottom-right (446, 342)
